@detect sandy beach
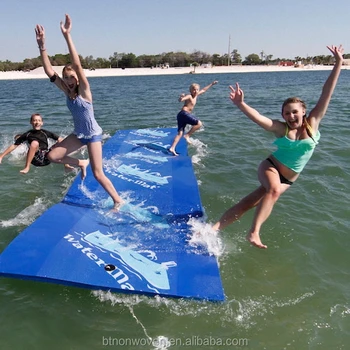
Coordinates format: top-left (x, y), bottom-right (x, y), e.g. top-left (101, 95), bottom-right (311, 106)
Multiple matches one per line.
top-left (0, 64), bottom-right (348, 80)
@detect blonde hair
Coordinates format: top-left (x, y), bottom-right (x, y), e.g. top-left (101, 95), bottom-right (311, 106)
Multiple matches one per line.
top-left (189, 83), bottom-right (200, 91)
top-left (282, 97), bottom-right (315, 142)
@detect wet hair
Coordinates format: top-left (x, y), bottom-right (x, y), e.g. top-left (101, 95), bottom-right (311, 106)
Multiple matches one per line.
top-left (30, 113), bottom-right (42, 123)
top-left (282, 97), bottom-right (315, 142)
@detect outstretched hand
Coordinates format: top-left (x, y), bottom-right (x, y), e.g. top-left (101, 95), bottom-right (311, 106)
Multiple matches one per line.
top-left (60, 14), bottom-right (72, 35)
top-left (229, 83), bottom-right (244, 105)
top-left (35, 25), bottom-right (45, 47)
top-left (327, 45), bottom-right (344, 63)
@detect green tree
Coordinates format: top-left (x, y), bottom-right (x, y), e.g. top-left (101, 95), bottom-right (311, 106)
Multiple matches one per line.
top-left (211, 53), bottom-right (222, 66)
top-left (243, 53), bottom-right (261, 65)
top-left (120, 53), bottom-right (137, 68)
top-left (51, 54), bottom-right (70, 66)
top-left (231, 49), bottom-right (242, 64)
top-left (265, 54), bottom-right (273, 64)
top-left (109, 52), bottom-right (124, 68)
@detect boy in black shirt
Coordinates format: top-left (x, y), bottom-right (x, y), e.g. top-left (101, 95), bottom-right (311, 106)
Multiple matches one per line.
top-left (0, 113), bottom-right (73, 174)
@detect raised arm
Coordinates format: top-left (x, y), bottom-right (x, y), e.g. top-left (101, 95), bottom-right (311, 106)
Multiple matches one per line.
top-left (178, 93), bottom-right (192, 102)
top-left (60, 14), bottom-right (91, 102)
top-left (198, 80), bottom-right (218, 96)
top-left (230, 83), bottom-right (283, 135)
top-left (35, 24), bottom-right (68, 94)
top-left (308, 45), bottom-right (344, 128)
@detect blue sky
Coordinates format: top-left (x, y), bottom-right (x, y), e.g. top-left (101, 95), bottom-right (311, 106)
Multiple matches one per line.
top-left (1, 0), bottom-right (350, 62)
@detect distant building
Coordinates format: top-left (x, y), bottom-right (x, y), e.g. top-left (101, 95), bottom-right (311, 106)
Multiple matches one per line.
top-left (278, 61), bottom-right (294, 67)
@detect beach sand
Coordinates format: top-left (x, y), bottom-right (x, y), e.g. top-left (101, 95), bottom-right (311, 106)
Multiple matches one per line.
top-left (0, 64), bottom-right (348, 80)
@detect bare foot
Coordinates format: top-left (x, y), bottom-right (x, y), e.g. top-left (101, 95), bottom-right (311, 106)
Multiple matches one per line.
top-left (79, 159), bottom-right (89, 180)
top-left (168, 147), bottom-right (178, 156)
top-left (184, 134), bottom-right (193, 144)
top-left (19, 168), bottom-right (30, 174)
top-left (64, 164), bottom-right (75, 173)
top-left (110, 201), bottom-right (124, 213)
top-left (246, 232), bottom-right (267, 249)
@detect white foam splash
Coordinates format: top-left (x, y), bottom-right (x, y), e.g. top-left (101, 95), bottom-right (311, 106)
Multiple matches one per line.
top-left (78, 181), bottom-right (97, 201)
top-left (189, 138), bottom-right (208, 165)
top-left (330, 303), bottom-right (350, 317)
top-left (152, 336), bottom-right (171, 350)
top-left (233, 291), bottom-right (316, 329)
top-left (0, 197), bottom-right (49, 227)
top-left (187, 218), bottom-right (224, 257)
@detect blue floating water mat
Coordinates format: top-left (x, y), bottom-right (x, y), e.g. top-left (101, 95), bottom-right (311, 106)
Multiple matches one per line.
top-left (0, 128), bottom-right (224, 301)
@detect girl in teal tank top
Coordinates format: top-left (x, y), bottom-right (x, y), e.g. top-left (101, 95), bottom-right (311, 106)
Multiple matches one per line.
top-left (211, 45), bottom-right (344, 250)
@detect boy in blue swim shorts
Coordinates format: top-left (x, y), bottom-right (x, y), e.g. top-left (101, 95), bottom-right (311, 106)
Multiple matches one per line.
top-left (168, 80), bottom-right (218, 156)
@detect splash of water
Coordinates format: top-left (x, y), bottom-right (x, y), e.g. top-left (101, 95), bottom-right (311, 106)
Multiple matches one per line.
top-left (187, 218), bottom-right (224, 257)
top-left (188, 138), bottom-right (208, 165)
top-left (0, 197), bottom-right (49, 227)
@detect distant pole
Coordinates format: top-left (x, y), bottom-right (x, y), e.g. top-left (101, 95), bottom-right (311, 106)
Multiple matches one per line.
top-left (228, 34), bottom-right (231, 66)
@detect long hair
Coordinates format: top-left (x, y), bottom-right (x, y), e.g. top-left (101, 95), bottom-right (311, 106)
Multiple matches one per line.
top-left (282, 97), bottom-right (315, 142)
top-left (62, 64), bottom-right (79, 94)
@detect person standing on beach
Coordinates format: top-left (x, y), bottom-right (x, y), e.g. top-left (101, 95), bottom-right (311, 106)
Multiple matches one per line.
top-left (168, 81), bottom-right (218, 156)
top-left (211, 45), bottom-right (343, 249)
top-left (35, 14), bottom-right (123, 210)
top-left (0, 113), bottom-right (73, 174)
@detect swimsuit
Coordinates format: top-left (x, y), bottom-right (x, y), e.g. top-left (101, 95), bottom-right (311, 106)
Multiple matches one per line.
top-left (66, 95), bottom-right (103, 141)
top-left (266, 157), bottom-right (293, 185)
top-left (32, 149), bottom-right (51, 167)
top-left (272, 125), bottom-right (320, 173)
top-left (176, 110), bottom-right (199, 132)
top-left (15, 129), bottom-right (60, 167)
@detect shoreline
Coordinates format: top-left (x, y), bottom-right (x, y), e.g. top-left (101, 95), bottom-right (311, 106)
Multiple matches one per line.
top-left (0, 64), bottom-right (349, 80)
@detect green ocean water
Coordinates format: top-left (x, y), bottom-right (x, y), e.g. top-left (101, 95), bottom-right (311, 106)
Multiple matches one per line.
top-left (0, 70), bottom-right (349, 349)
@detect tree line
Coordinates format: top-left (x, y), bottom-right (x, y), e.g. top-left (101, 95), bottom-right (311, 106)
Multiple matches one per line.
top-left (1, 49), bottom-right (349, 72)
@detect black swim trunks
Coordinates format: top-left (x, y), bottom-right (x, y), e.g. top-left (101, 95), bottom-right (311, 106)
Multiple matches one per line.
top-left (31, 149), bottom-right (51, 167)
top-left (266, 158), bottom-right (293, 185)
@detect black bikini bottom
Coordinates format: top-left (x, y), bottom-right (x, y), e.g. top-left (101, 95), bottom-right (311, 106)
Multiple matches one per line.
top-left (266, 158), bottom-right (293, 185)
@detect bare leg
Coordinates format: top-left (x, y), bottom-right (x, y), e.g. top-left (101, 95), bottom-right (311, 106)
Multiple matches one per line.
top-left (246, 192), bottom-right (279, 249)
top-left (168, 130), bottom-right (183, 156)
top-left (213, 159), bottom-right (292, 249)
top-left (47, 134), bottom-right (88, 179)
top-left (246, 160), bottom-right (291, 249)
top-left (212, 186), bottom-right (266, 231)
top-left (88, 141), bottom-right (123, 210)
top-left (184, 120), bottom-right (202, 143)
top-left (20, 140), bottom-right (39, 174)
top-left (64, 164), bottom-right (75, 173)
